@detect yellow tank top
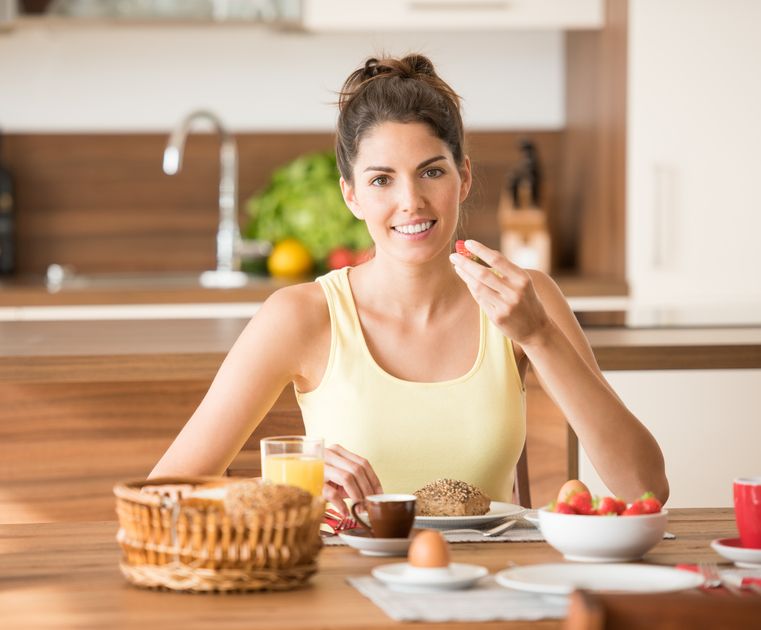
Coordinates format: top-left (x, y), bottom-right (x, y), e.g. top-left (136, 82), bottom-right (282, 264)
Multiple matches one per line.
top-left (295, 267), bottom-right (526, 502)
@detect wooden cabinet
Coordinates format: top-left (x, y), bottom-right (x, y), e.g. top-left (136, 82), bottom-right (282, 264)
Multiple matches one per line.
top-left (301, 0), bottom-right (603, 32)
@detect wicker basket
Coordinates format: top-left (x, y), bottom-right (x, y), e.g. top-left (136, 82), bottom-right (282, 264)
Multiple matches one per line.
top-left (114, 476), bottom-right (325, 593)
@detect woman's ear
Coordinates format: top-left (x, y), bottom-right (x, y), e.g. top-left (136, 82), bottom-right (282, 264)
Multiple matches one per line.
top-left (340, 177), bottom-right (363, 220)
top-left (459, 156), bottom-right (473, 204)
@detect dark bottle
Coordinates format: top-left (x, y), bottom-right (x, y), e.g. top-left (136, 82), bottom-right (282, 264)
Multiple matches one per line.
top-left (509, 139), bottom-right (542, 209)
top-left (0, 131), bottom-right (15, 275)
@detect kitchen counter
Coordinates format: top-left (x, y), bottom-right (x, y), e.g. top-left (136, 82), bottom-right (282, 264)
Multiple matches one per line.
top-left (3, 316), bottom-right (760, 524)
top-left (0, 273), bottom-right (627, 307)
top-left (3, 319), bottom-right (761, 384)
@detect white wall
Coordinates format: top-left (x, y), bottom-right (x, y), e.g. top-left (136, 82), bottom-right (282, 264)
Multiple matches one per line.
top-left (0, 24), bottom-right (564, 131)
top-left (579, 369), bottom-right (761, 508)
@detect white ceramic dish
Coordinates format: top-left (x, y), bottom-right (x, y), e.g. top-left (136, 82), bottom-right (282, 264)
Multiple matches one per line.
top-left (495, 563), bottom-right (704, 595)
top-left (414, 501), bottom-right (525, 529)
top-left (710, 538), bottom-right (761, 569)
top-left (338, 528), bottom-right (414, 557)
top-left (372, 562), bottom-right (488, 593)
top-left (537, 508), bottom-right (668, 562)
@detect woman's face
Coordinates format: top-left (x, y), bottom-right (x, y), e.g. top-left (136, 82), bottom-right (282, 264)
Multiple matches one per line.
top-left (340, 121), bottom-right (471, 265)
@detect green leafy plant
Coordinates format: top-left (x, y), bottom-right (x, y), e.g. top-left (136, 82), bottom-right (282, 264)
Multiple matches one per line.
top-left (244, 151), bottom-right (373, 266)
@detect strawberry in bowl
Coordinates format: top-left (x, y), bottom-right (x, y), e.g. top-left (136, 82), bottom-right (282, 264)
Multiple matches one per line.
top-left (538, 483), bottom-right (667, 562)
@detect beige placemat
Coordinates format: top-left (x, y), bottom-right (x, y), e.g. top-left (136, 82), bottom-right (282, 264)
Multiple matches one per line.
top-left (347, 574), bottom-right (568, 622)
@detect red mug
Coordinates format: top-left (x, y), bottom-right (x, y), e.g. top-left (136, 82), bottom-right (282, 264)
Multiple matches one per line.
top-left (734, 477), bottom-right (761, 549)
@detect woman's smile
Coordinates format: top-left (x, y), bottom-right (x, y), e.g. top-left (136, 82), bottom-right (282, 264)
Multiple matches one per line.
top-left (391, 219), bottom-right (438, 240)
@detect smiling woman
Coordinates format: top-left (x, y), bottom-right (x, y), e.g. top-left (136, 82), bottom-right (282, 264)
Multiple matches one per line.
top-left (149, 53), bottom-right (669, 513)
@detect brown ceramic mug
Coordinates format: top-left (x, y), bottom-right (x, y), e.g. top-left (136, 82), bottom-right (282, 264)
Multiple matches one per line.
top-left (350, 494), bottom-right (417, 539)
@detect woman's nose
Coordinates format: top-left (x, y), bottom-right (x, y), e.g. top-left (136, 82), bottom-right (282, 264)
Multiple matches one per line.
top-left (397, 179), bottom-right (425, 213)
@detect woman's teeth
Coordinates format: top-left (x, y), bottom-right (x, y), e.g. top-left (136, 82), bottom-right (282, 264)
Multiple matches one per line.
top-left (393, 221), bottom-right (434, 235)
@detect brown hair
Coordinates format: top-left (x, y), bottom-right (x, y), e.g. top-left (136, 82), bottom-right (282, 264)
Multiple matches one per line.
top-left (336, 54), bottom-right (465, 183)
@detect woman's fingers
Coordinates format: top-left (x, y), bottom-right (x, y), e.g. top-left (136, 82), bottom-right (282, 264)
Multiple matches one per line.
top-left (324, 457), bottom-right (364, 503)
top-left (452, 261), bottom-right (503, 308)
top-left (462, 239), bottom-right (526, 284)
top-left (451, 252), bottom-right (510, 296)
top-left (323, 482), bottom-right (349, 516)
top-left (328, 443), bottom-right (383, 494)
top-left (324, 444), bottom-right (383, 513)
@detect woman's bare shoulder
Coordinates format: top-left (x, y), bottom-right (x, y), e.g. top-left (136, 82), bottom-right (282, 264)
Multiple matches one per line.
top-left (253, 281), bottom-right (329, 342)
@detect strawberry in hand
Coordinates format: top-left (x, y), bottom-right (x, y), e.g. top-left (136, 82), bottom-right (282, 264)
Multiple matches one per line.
top-left (454, 240), bottom-right (488, 266)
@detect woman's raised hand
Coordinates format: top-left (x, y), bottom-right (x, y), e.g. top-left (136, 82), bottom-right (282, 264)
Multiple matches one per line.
top-left (450, 239), bottom-right (552, 347)
top-left (323, 444), bottom-right (384, 516)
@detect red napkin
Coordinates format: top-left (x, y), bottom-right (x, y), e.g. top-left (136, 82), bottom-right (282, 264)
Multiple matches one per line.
top-left (320, 507), bottom-right (358, 536)
top-left (741, 577), bottom-right (761, 588)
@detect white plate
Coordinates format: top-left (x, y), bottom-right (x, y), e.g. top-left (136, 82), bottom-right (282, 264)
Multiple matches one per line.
top-left (338, 528), bottom-right (413, 557)
top-left (495, 563), bottom-right (704, 595)
top-left (711, 538), bottom-right (761, 568)
top-left (414, 501), bottom-right (525, 529)
top-left (372, 562), bottom-right (488, 592)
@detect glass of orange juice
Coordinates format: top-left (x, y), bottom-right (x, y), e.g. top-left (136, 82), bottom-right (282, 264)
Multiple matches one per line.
top-left (260, 436), bottom-right (324, 497)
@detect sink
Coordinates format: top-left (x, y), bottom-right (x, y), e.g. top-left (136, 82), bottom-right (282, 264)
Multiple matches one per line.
top-left (44, 268), bottom-right (272, 292)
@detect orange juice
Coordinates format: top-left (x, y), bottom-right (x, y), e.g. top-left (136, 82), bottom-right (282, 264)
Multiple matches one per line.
top-left (262, 454), bottom-right (324, 497)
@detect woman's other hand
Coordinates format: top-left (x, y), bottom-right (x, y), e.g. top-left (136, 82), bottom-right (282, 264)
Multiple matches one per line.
top-left (450, 239), bottom-right (552, 346)
top-left (323, 444), bottom-right (383, 515)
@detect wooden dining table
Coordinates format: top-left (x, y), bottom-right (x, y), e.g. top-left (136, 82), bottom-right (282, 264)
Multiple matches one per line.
top-left (0, 508), bottom-right (748, 629)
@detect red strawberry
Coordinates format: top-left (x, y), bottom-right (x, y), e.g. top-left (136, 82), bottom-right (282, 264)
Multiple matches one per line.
top-left (455, 239), bottom-right (478, 261)
top-left (554, 502), bottom-right (577, 514)
top-left (597, 496), bottom-right (627, 516)
top-left (638, 491), bottom-right (662, 514)
top-left (622, 500), bottom-right (647, 516)
top-left (567, 491), bottom-right (594, 515)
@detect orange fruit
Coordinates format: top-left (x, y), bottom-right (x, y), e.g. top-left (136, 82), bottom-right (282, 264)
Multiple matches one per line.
top-left (267, 238), bottom-right (313, 278)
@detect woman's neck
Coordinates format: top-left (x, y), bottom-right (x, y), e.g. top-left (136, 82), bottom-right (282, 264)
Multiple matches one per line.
top-left (349, 252), bottom-right (469, 324)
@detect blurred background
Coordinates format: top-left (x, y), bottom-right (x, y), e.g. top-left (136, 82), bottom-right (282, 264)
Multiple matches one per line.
top-left (1, 0), bottom-right (760, 519)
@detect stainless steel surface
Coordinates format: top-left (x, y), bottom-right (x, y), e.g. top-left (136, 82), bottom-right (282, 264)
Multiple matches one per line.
top-left (41, 270), bottom-right (270, 290)
top-left (163, 110), bottom-right (245, 287)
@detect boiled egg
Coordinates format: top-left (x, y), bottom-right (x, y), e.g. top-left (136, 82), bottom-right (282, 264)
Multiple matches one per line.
top-left (557, 479), bottom-right (590, 504)
top-left (407, 529), bottom-right (450, 568)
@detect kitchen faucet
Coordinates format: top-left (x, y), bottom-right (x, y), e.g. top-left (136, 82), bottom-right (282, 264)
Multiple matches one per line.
top-left (163, 110), bottom-right (247, 288)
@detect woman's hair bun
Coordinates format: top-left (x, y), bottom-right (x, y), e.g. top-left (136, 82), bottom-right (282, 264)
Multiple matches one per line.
top-left (404, 54), bottom-right (435, 77)
top-left (362, 54), bottom-right (436, 81)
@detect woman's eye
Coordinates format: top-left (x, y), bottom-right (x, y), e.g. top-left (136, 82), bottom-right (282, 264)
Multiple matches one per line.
top-left (423, 167), bottom-right (444, 178)
top-left (371, 175), bottom-right (389, 186)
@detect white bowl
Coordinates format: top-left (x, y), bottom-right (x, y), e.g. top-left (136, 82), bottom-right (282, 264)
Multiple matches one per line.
top-left (537, 508), bottom-right (668, 562)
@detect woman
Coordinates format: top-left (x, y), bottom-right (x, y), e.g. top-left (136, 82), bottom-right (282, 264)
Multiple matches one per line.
top-left (150, 54), bottom-right (669, 512)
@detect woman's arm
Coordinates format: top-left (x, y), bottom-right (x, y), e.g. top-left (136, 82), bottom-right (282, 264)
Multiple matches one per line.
top-left (149, 282), bottom-right (384, 512)
top-left (149, 285), bottom-right (321, 479)
top-left (451, 240), bottom-right (669, 504)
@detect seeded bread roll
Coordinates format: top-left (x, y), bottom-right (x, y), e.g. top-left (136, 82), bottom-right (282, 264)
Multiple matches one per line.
top-left (414, 479), bottom-right (491, 516)
top-left (224, 479), bottom-right (313, 521)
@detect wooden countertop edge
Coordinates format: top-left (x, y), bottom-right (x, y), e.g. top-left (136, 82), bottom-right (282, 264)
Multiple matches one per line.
top-left (0, 353), bottom-right (224, 383)
top-left (3, 344), bottom-right (761, 383)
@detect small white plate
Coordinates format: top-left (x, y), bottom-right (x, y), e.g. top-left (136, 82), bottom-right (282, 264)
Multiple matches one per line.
top-left (414, 501), bottom-right (525, 529)
top-left (372, 562), bottom-right (488, 593)
top-left (495, 563), bottom-right (704, 595)
top-left (338, 528), bottom-right (414, 557)
top-left (711, 538), bottom-right (761, 568)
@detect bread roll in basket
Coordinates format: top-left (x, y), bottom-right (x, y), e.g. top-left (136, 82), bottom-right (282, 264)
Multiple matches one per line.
top-left (114, 476), bottom-right (325, 593)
